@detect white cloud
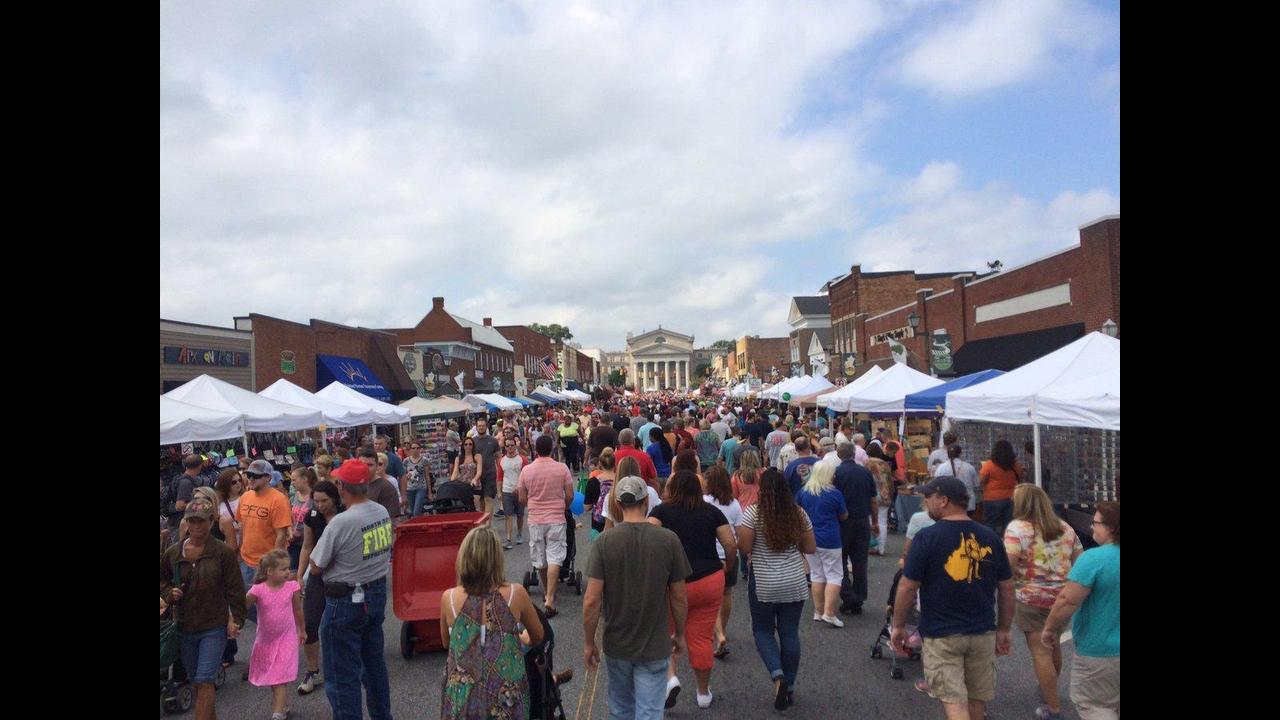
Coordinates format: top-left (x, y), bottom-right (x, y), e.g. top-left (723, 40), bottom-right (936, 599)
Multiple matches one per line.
top-left (897, 0), bottom-right (1111, 96)
top-left (847, 162), bottom-right (1119, 273)
top-left (160, 1), bottom-right (888, 348)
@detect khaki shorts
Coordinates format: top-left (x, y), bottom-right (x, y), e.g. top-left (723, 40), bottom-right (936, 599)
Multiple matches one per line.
top-left (1070, 654), bottom-right (1120, 720)
top-left (1014, 602), bottom-right (1052, 633)
top-left (922, 633), bottom-right (996, 704)
top-left (528, 523), bottom-right (567, 569)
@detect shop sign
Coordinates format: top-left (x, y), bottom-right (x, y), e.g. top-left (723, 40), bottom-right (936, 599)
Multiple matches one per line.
top-left (402, 352), bottom-right (416, 374)
top-left (164, 346), bottom-right (250, 368)
top-left (492, 377), bottom-right (502, 392)
top-left (790, 362), bottom-right (802, 377)
top-left (842, 353), bottom-right (858, 378)
top-left (870, 326), bottom-right (915, 346)
top-left (930, 332), bottom-right (955, 376)
top-left (280, 350), bottom-right (296, 374)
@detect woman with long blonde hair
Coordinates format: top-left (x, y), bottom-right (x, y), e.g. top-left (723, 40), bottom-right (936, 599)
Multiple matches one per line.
top-left (1004, 484), bottom-right (1083, 720)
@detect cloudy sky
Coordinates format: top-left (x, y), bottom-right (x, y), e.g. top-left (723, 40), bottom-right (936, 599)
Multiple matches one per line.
top-left (160, 0), bottom-right (1119, 351)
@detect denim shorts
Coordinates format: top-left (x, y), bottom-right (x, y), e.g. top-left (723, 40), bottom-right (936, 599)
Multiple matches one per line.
top-left (502, 492), bottom-right (525, 518)
top-left (179, 625), bottom-right (228, 684)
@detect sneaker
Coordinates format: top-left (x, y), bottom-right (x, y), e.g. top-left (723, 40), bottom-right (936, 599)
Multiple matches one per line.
top-left (1034, 705), bottom-right (1063, 720)
top-left (516, 535), bottom-right (524, 544)
top-left (504, 541), bottom-right (513, 550)
top-left (494, 509), bottom-right (505, 517)
top-left (297, 671), bottom-right (323, 695)
top-left (812, 612), bottom-right (822, 622)
top-left (697, 690), bottom-right (713, 709)
top-left (271, 713), bottom-right (288, 720)
top-left (822, 615), bottom-right (845, 628)
top-left (665, 676), bottom-right (682, 709)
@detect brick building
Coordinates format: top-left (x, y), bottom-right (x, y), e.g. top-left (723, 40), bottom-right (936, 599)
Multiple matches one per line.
top-left (733, 335), bottom-right (791, 383)
top-left (495, 324), bottom-right (557, 396)
top-left (236, 314), bottom-right (416, 402)
top-left (380, 297), bottom-right (514, 397)
top-left (857, 216), bottom-right (1120, 375)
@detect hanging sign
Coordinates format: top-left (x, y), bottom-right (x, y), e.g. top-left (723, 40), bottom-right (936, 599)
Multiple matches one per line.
top-left (280, 350), bottom-right (297, 374)
top-left (930, 332), bottom-right (955, 376)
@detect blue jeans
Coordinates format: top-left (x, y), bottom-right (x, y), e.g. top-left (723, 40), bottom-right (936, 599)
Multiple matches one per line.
top-left (321, 577), bottom-right (392, 720)
top-left (605, 656), bottom-right (670, 720)
top-left (747, 573), bottom-right (803, 686)
top-left (179, 626), bottom-right (227, 684)
top-left (407, 487), bottom-right (428, 517)
top-left (983, 499), bottom-right (1013, 536)
top-left (239, 560), bottom-right (258, 624)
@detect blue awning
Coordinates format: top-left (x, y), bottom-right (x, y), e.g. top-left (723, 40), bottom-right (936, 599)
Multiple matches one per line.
top-left (316, 355), bottom-right (392, 402)
top-left (903, 369), bottom-right (1005, 414)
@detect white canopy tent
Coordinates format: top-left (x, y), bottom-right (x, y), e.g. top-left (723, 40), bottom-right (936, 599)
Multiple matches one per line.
top-left (315, 382), bottom-right (410, 425)
top-left (479, 393), bottom-right (523, 410)
top-left (531, 386), bottom-right (568, 403)
top-left (561, 389), bottom-right (591, 402)
top-left (815, 365), bottom-right (886, 411)
top-left (839, 363), bottom-right (945, 414)
top-left (259, 379), bottom-right (372, 427)
top-left (163, 374), bottom-right (325, 432)
top-left (784, 376), bottom-right (836, 406)
top-left (946, 332), bottom-right (1120, 486)
top-left (761, 375), bottom-right (810, 401)
top-left (160, 396), bottom-right (246, 445)
top-left (399, 396), bottom-right (471, 418)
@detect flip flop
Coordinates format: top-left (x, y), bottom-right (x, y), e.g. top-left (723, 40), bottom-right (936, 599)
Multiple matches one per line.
top-left (713, 641), bottom-right (730, 659)
top-left (544, 605), bottom-right (559, 618)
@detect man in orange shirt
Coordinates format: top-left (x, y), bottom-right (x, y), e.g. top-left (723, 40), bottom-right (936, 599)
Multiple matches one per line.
top-left (237, 459), bottom-right (292, 622)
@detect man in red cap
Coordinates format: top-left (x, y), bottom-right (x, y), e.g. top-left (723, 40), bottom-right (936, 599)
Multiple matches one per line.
top-left (308, 459), bottom-right (393, 720)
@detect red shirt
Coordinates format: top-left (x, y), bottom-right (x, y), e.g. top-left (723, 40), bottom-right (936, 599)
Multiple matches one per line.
top-left (614, 446), bottom-right (657, 482)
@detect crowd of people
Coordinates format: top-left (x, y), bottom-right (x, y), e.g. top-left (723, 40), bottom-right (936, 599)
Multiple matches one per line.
top-left (160, 389), bottom-right (1119, 719)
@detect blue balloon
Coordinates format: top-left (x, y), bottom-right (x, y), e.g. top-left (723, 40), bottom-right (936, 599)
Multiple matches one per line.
top-left (570, 491), bottom-right (585, 516)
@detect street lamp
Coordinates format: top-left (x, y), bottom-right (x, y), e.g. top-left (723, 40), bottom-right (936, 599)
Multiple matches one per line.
top-left (906, 312), bottom-right (920, 333)
top-left (1101, 319), bottom-right (1118, 337)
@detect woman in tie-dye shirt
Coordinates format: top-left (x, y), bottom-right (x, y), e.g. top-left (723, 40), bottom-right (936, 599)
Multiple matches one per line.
top-left (1003, 484), bottom-right (1083, 720)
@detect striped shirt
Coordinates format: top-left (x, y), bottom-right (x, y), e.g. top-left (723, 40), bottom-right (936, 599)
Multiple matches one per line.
top-left (738, 504), bottom-right (813, 604)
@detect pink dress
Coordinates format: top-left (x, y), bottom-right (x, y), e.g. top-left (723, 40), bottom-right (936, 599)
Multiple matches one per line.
top-left (247, 580), bottom-right (300, 687)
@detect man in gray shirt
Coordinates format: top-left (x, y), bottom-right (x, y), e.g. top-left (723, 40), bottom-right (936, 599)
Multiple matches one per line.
top-left (308, 459), bottom-right (393, 720)
top-left (472, 418), bottom-right (502, 516)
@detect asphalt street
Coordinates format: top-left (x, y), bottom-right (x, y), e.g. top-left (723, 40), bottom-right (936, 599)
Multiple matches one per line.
top-left (169, 515), bottom-right (1083, 719)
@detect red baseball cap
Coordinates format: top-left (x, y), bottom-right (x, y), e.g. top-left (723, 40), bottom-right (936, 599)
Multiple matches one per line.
top-left (332, 459), bottom-right (371, 484)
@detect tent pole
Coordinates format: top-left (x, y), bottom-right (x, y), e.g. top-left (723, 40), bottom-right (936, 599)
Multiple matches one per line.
top-left (1033, 423), bottom-right (1042, 488)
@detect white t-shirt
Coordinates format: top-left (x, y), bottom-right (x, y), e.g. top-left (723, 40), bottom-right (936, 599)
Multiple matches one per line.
top-left (820, 451), bottom-right (840, 467)
top-left (703, 494), bottom-right (742, 559)
top-left (931, 459), bottom-right (979, 511)
top-left (927, 447), bottom-right (950, 470)
top-left (710, 421), bottom-right (730, 443)
top-left (835, 431), bottom-right (850, 446)
top-left (601, 485), bottom-right (662, 522)
top-left (218, 497), bottom-right (240, 520)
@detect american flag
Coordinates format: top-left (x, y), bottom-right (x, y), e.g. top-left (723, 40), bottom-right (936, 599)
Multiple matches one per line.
top-left (538, 355), bottom-right (558, 380)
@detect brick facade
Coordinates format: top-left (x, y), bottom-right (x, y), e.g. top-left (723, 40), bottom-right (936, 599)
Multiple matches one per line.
top-left (856, 216), bottom-right (1120, 372)
top-left (378, 298), bottom-right (514, 395)
top-left (495, 325), bottom-right (556, 389)
top-left (733, 336), bottom-right (792, 381)
top-left (247, 313), bottom-right (417, 401)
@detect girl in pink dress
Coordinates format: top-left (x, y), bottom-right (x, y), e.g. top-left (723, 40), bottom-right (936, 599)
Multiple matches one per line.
top-left (246, 549), bottom-right (304, 720)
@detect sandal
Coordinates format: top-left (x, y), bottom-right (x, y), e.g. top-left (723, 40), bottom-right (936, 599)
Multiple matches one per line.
top-left (544, 605), bottom-right (559, 618)
top-left (914, 680), bottom-right (931, 695)
top-left (713, 640), bottom-right (730, 659)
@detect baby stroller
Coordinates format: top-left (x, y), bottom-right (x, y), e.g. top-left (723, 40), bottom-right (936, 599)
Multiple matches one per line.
top-left (427, 480), bottom-right (480, 515)
top-left (523, 508), bottom-right (584, 595)
top-left (160, 610), bottom-right (225, 714)
top-left (870, 569), bottom-right (922, 679)
top-left (526, 605), bottom-right (573, 719)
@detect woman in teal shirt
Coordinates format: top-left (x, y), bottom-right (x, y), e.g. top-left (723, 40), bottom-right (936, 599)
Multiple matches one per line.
top-left (1041, 502), bottom-right (1120, 720)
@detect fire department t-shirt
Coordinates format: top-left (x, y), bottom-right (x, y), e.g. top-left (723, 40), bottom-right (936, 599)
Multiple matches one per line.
top-left (904, 519), bottom-right (1012, 638)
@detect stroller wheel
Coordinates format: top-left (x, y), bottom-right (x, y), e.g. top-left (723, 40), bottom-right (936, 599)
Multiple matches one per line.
top-left (871, 645), bottom-right (883, 659)
top-left (891, 667), bottom-right (904, 680)
top-left (400, 621), bottom-right (416, 660)
top-left (164, 684), bottom-right (194, 713)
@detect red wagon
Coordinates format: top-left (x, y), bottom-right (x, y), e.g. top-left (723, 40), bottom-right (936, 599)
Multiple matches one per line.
top-left (392, 511), bottom-right (491, 659)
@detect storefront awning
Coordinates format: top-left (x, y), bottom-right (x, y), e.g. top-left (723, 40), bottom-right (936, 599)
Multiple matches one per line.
top-left (951, 323), bottom-right (1085, 375)
top-left (316, 354), bottom-right (392, 402)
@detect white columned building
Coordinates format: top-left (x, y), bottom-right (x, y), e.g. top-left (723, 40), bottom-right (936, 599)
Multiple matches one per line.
top-left (625, 328), bottom-right (694, 391)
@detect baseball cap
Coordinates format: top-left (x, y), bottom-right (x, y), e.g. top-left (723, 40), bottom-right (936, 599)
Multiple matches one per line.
top-left (184, 501), bottom-right (215, 522)
top-left (818, 436), bottom-right (835, 449)
top-left (918, 476), bottom-right (969, 504)
top-left (246, 459), bottom-right (274, 477)
top-left (270, 471), bottom-right (284, 487)
top-left (332, 458), bottom-right (372, 485)
top-left (615, 476), bottom-right (649, 506)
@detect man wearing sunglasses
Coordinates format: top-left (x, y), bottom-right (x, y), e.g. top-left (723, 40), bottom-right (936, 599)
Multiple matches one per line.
top-left (236, 459), bottom-right (292, 621)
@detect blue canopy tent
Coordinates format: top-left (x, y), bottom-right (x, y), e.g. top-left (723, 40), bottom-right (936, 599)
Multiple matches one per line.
top-left (903, 369), bottom-right (1005, 414)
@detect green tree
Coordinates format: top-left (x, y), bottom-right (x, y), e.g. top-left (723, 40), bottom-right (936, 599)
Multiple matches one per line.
top-left (695, 362), bottom-right (711, 378)
top-left (530, 323), bottom-right (574, 341)
top-left (608, 369), bottom-right (626, 387)
top-left (710, 339), bottom-right (734, 350)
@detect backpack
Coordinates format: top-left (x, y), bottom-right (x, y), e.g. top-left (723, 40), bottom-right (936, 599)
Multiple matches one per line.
top-left (592, 478), bottom-right (614, 526)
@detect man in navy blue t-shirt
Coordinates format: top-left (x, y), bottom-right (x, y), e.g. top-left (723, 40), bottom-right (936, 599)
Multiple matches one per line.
top-left (893, 476), bottom-right (1013, 719)
top-left (783, 437), bottom-right (819, 496)
top-left (832, 443), bottom-right (878, 614)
